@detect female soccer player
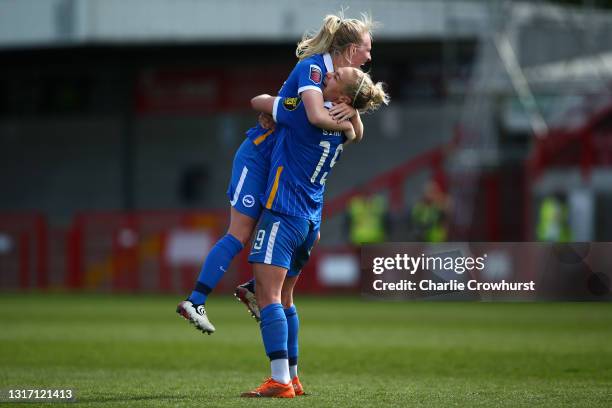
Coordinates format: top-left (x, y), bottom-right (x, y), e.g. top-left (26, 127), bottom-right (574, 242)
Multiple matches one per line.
top-left (177, 12), bottom-right (376, 333)
top-left (241, 67), bottom-right (389, 398)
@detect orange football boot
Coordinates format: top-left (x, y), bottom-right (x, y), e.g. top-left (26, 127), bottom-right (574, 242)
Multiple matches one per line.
top-left (240, 378), bottom-right (295, 398)
top-left (292, 376), bottom-right (305, 396)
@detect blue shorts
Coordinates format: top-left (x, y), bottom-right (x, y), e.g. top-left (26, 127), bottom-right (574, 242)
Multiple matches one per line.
top-left (287, 225), bottom-right (319, 277)
top-left (226, 139), bottom-right (269, 219)
top-left (249, 209), bottom-right (319, 273)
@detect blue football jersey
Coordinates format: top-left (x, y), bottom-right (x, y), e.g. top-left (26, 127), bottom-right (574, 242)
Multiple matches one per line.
top-left (245, 53), bottom-right (334, 158)
top-left (279, 53), bottom-right (334, 97)
top-left (262, 96), bottom-right (347, 222)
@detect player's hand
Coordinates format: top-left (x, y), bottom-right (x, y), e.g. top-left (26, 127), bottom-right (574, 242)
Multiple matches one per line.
top-left (329, 102), bottom-right (356, 123)
top-left (258, 113), bottom-right (275, 130)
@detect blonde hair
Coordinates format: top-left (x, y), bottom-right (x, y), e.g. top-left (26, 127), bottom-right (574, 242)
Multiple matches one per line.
top-left (296, 12), bottom-right (375, 61)
top-left (344, 70), bottom-right (390, 113)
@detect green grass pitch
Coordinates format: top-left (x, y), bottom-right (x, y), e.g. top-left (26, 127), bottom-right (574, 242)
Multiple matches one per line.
top-left (1, 294), bottom-right (611, 407)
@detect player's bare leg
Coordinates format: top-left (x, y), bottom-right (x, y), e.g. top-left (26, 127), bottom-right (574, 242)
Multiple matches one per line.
top-left (281, 275), bottom-right (298, 310)
top-left (228, 207), bottom-right (257, 246)
top-left (177, 207), bottom-right (257, 334)
top-left (254, 263), bottom-right (285, 310)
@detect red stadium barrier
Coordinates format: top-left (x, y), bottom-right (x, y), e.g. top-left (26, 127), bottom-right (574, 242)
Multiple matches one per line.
top-left (64, 210), bottom-right (228, 293)
top-left (66, 215), bottom-right (83, 289)
top-left (0, 209), bottom-right (362, 294)
top-left (19, 232), bottom-right (30, 288)
top-left (0, 213), bottom-right (48, 290)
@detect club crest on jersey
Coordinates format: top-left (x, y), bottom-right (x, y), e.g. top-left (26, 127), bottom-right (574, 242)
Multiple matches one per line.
top-left (242, 195), bottom-right (255, 208)
top-left (309, 65), bottom-right (322, 84)
top-left (283, 97), bottom-right (301, 111)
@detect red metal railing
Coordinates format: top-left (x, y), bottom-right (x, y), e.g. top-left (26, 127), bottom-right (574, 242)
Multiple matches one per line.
top-left (65, 210), bottom-right (229, 292)
top-left (324, 148), bottom-right (447, 217)
top-left (0, 213), bottom-right (48, 290)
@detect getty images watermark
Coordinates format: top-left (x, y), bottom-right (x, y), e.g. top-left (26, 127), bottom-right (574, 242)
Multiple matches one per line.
top-left (372, 252), bottom-right (534, 292)
top-left (361, 243), bottom-right (612, 300)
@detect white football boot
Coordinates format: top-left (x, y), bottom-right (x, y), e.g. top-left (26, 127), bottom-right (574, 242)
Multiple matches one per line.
top-left (176, 300), bottom-right (216, 334)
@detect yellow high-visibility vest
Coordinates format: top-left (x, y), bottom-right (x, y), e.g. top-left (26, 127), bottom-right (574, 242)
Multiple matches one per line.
top-left (348, 196), bottom-right (386, 244)
top-left (412, 202), bottom-right (447, 242)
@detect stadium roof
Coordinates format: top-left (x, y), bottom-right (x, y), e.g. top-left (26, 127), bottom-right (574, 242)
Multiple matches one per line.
top-left (0, 0), bottom-right (488, 49)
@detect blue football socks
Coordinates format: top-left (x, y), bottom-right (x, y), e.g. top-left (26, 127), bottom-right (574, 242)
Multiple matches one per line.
top-left (188, 234), bottom-right (243, 305)
top-left (285, 304), bottom-right (299, 378)
top-left (260, 303), bottom-right (290, 383)
top-left (284, 305), bottom-right (299, 365)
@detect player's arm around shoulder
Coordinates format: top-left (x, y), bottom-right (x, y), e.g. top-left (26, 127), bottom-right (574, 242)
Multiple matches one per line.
top-left (251, 94), bottom-right (276, 115)
top-left (301, 90), bottom-right (352, 133)
top-left (251, 92), bottom-right (355, 142)
top-left (329, 103), bottom-right (363, 143)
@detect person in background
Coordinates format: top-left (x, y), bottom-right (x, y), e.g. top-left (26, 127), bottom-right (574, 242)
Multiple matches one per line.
top-left (345, 194), bottom-right (389, 245)
top-left (411, 180), bottom-right (451, 242)
top-left (537, 193), bottom-right (572, 242)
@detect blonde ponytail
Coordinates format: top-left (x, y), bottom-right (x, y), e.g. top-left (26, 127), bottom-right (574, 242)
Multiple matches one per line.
top-left (296, 12), bottom-right (376, 60)
top-left (296, 15), bottom-right (342, 60)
